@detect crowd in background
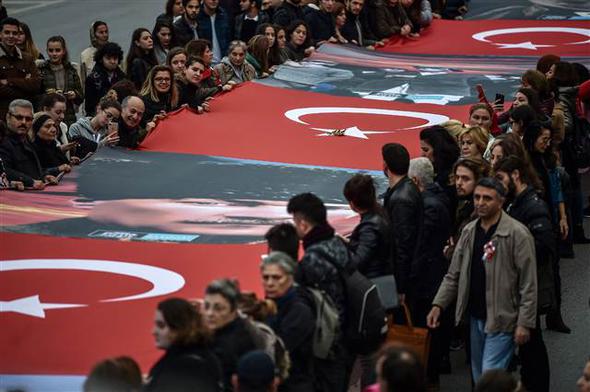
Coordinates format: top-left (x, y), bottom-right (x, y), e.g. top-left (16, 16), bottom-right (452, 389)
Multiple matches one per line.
top-left (1, 0), bottom-right (590, 391)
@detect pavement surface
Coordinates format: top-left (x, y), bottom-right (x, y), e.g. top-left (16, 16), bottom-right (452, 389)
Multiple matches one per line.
top-left (6, 1), bottom-right (590, 391)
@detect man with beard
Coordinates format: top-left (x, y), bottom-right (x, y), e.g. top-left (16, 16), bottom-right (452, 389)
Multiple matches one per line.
top-left (427, 177), bottom-right (537, 383)
top-left (494, 155), bottom-right (555, 392)
top-left (341, 0), bottom-right (383, 49)
top-left (0, 99), bottom-right (54, 189)
top-left (117, 96), bottom-right (150, 148)
top-left (174, 0), bottom-right (202, 46)
top-left (272, 0), bottom-right (304, 28)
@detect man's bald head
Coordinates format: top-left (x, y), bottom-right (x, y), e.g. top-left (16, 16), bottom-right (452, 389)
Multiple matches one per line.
top-left (121, 96), bottom-right (145, 128)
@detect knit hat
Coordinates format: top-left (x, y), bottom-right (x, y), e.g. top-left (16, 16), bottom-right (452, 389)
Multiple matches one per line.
top-left (236, 351), bottom-right (276, 388)
top-left (32, 113), bottom-right (52, 134)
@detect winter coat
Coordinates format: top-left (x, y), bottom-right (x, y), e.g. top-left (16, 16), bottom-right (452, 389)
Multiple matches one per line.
top-left (295, 223), bottom-right (352, 325)
top-left (556, 86), bottom-right (577, 135)
top-left (414, 183), bottom-right (451, 299)
top-left (128, 56), bottom-right (156, 90)
top-left (284, 42), bottom-right (306, 62)
top-left (32, 138), bottom-right (69, 175)
top-left (245, 52), bottom-right (266, 77)
top-left (214, 57), bottom-right (256, 85)
top-left (173, 16), bottom-right (200, 47)
top-left (197, 8), bottom-right (232, 61)
top-left (304, 9), bottom-right (336, 44)
top-left (273, 1), bottom-right (304, 28)
top-left (144, 343), bottom-right (223, 392)
top-left (268, 286), bottom-right (315, 392)
top-left (0, 133), bottom-right (44, 187)
top-left (177, 80), bottom-right (206, 110)
top-left (433, 212), bottom-right (538, 333)
top-left (341, 10), bottom-right (378, 46)
top-left (372, 2), bottom-right (411, 39)
top-left (234, 11), bottom-right (270, 42)
top-left (37, 60), bottom-right (83, 125)
top-left (211, 317), bottom-right (259, 392)
top-left (117, 118), bottom-right (146, 149)
top-left (383, 176), bottom-right (424, 295)
top-left (84, 62), bottom-right (126, 116)
top-left (141, 92), bottom-right (178, 127)
top-left (0, 44), bottom-right (41, 120)
top-left (506, 186), bottom-right (557, 314)
top-left (347, 211), bottom-right (392, 279)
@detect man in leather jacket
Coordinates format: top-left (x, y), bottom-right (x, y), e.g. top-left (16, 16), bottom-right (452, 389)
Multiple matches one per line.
top-left (495, 155), bottom-right (555, 392)
top-left (381, 143), bottom-right (423, 309)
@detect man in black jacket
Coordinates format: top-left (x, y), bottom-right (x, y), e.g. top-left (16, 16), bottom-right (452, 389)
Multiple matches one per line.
top-left (408, 157), bottom-right (451, 387)
top-left (272, 0), bottom-right (304, 28)
top-left (495, 156), bottom-right (555, 392)
top-left (287, 192), bottom-right (351, 392)
top-left (381, 143), bottom-right (423, 310)
top-left (304, 0), bottom-right (336, 45)
top-left (341, 0), bottom-right (382, 48)
top-left (174, 0), bottom-right (201, 46)
top-left (0, 99), bottom-right (53, 189)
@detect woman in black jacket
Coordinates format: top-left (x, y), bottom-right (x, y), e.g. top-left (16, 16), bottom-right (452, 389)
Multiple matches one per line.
top-left (145, 297), bottom-right (223, 392)
top-left (284, 20), bottom-right (315, 62)
top-left (125, 28), bottom-right (158, 90)
top-left (204, 279), bottom-right (260, 392)
top-left (343, 173), bottom-right (392, 279)
top-left (31, 114), bottom-right (74, 177)
top-left (261, 251), bottom-right (315, 392)
top-left (139, 65), bottom-right (179, 127)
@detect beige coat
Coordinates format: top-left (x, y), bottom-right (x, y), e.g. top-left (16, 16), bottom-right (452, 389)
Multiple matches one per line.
top-left (433, 211), bottom-right (537, 333)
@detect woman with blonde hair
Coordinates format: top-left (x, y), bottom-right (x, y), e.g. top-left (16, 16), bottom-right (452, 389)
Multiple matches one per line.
top-left (439, 119), bottom-right (466, 140)
top-left (139, 65), bottom-right (179, 127)
top-left (458, 126), bottom-right (488, 159)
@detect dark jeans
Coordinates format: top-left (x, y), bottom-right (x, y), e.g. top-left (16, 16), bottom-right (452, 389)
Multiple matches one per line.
top-left (519, 318), bottom-right (550, 392)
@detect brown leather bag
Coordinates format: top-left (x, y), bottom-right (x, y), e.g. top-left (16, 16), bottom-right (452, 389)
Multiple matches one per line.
top-left (386, 303), bottom-right (431, 367)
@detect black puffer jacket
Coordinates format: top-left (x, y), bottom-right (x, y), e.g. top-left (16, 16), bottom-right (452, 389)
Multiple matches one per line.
top-left (383, 176), bottom-right (423, 295)
top-left (507, 185), bottom-right (556, 314)
top-left (296, 223), bottom-right (351, 325)
top-left (347, 211), bottom-right (392, 279)
top-left (145, 343), bottom-right (223, 392)
top-left (415, 183), bottom-right (451, 299)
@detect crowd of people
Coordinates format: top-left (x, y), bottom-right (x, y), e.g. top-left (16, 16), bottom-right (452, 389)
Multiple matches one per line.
top-left (1, 0), bottom-right (590, 391)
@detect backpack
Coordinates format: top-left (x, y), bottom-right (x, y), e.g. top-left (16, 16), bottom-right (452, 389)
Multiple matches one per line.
top-left (300, 286), bottom-right (341, 360)
top-left (336, 267), bottom-right (388, 355)
top-left (244, 317), bottom-right (291, 380)
top-left (314, 242), bottom-right (388, 356)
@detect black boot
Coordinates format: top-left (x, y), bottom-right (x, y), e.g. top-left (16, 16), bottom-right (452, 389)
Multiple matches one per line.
top-left (546, 311), bottom-right (571, 334)
top-left (573, 224), bottom-right (590, 244)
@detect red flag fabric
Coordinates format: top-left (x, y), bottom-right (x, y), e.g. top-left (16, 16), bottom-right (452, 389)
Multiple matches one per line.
top-left (378, 19), bottom-right (590, 57)
top-left (140, 83), bottom-right (469, 170)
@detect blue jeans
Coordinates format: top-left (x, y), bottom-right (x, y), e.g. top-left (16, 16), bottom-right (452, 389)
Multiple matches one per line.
top-left (469, 317), bottom-right (514, 382)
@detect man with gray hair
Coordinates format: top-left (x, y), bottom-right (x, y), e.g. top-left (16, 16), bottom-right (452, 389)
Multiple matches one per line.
top-left (0, 99), bottom-right (54, 189)
top-left (408, 157), bottom-right (452, 387)
top-left (117, 96), bottom-right (152, 148)
top-left (260, 251), bottom-right (315, 391)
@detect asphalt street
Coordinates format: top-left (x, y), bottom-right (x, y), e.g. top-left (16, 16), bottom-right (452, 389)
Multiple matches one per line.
top-left (6, 1), bottom-right (590, 390)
